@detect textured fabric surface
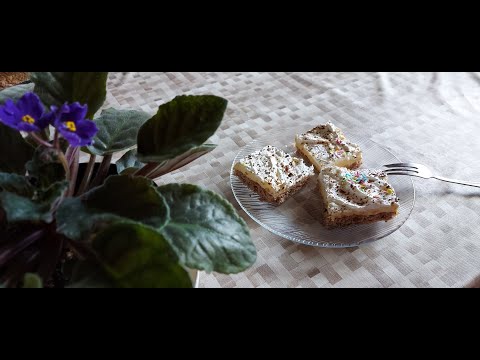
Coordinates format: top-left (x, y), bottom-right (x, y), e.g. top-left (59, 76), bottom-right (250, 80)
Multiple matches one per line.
top-left (102, 72), bottom-right (480, 288)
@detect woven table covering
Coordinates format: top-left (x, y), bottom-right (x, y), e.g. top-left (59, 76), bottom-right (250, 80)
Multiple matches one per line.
top-left (103, 72), bottom-right (480, 288)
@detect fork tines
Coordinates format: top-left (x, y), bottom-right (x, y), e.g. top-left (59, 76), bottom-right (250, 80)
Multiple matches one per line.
top-left (383, 163), bottom-right (420, 176)
top-left (383, 163), bottom-right (421, 169)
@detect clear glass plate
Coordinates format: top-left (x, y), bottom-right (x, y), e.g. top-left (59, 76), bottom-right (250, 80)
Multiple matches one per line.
top-left (230, 127), bottom-right (415, 248)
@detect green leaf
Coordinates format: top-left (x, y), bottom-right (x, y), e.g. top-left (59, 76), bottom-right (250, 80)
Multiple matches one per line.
top-left (0, 172), bottom-right (34, 197)
top-left (82, 176), bottom-right (169, 225)
top-left (36, 180), bottom-right (69, 203)
top-left (0, 83), bottom-right (34, 106)
top-left (30, 72), bottom-right (108, 118)
top-left (25, 146), bottom-right (66, 188)
top-left (22, 273), bottom-right (43, 288)
top-left (68, 261), bottom-right (116, 288)
top-left (117, 144), bottom-right (216, 178)
top-left (137, 95), bottom-right (227, 163)
top-left (116, 149), bottom-right (145, 175)
top-left (0, 123), bottom-right (35, 175)
top-left (0, 181), bottom-right (68, 224)
top-left (56, 175), bottom-right (170, 241)
top-left (87, 108), bottom-right (151, 156)
top-left (146, 144), bottom-right (217, 179)
top-left (157, 184), bottom-right (256, 274)
top-left (84, 222), bottom-right (192, 288)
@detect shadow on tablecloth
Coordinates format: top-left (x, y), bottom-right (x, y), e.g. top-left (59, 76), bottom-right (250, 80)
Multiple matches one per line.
top-left (467, 276), bottom-right (480, 288)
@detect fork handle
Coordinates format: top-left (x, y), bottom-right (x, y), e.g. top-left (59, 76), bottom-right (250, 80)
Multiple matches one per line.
top-left (434, 176), bottom-right (480, 188)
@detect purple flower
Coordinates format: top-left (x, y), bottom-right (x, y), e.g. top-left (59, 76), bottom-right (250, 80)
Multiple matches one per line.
top-left (0, 92), bottom-right (50, 132)
top-left (52, 102), bottom-right (98, 147)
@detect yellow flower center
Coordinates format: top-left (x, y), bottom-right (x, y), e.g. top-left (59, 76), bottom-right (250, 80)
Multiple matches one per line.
top-left (22, 115), bottom-right (35, 124)
top-left (65, 121), bottom-right (77, 132)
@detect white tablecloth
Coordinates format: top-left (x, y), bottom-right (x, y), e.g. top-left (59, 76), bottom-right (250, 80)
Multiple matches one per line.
top-left (105, 72), bottom-right (480, 288)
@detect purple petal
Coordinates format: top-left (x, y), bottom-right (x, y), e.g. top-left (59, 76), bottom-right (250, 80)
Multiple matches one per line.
top-left (59, 128), bottom-right (83, 147)
top-left (75, 119), bottom-right (98, 140)
top-left (48, 105), bottom-right (59, 117)
top-left (56, 104), bottom-right (71, 123)
top-left (16, 92), bottom-right (44, 120)
top-left (57, 119), bottom-right (97, 147)
top-left (56, 102), bottom-right (88, 124)
top-left (52, 102), bottom-right (94, 146)
top-left (37, 111), bottom-right (56, 129)
top-left (0, 93), bottom-right (49, 132)
top-left (65, 102), bottom-right (88, 122)
top-left (59, 103), bottom-right (70, 113)
top-left (3, 99), bottom-right (17, 115)
top-left (0, 106), bottom-right (20, 130)
top-left (17, 122), bottom-right (41, 132)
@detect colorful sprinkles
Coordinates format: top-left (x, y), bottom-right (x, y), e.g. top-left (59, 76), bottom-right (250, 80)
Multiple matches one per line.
top-left (341, 169), bottom-right (402, 203)
top-left (295, 122), bottom-right (362, 167)
top-left (344, 171), bottom-right (368, 184)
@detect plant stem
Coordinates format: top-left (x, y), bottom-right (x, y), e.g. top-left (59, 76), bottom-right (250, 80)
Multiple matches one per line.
top-left (53, 129), bottom-right (59, 149)
top-left (57, 151), bottom-right (71, 180)
top-left (67, 149), bottom-right (80, 197)
top-left (39, 126), bottom-right (51, 142)
top-left (0, 229), bottom-right (45, 267)
top-left (89, 154), bottom-right (112, 189)
top-left (2, 251), bottom-right (39, 288)
top-left (65, 146), bottom-right (75, 165)
top-left (30, 133), bottom-right (53, 148)
top-left (76, 154), bottom-right (97, 196)
top-left (134, 162), bottom-right (158, 177)
top-left (66, 147), bottom-right (81, 168)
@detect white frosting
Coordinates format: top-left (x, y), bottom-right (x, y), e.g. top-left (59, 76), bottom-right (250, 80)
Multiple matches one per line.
top-left (318, 165), bottom-right (399, 214)
top-left (295, 122), bottom-right (362, 168)
top-left (235, 145), bottom-right (314, 194)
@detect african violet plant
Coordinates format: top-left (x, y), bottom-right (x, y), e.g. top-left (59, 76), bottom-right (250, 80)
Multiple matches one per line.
top-left (0, 72), bottom-right (256, 288)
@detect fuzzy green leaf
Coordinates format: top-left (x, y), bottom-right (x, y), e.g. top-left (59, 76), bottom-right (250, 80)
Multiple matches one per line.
top-left (87, 108), bottom-right (151, 156)
top-left (25, 146), bottom-right (66, 188)
top-left (0, 83), bottom-right (34, 106)
top-left (56, 175), bottom-right (170, 241)
top-left (31, 72), bottom-right (108, 118)
top-left (0, 172), bottom-right (34, 197)
top-left (157, 184), bottom-right (256, 274)
top-left (137, 95), bottom-right (227, 163)
top-left (116, 149), bottom-right (145, 175)
top-left (22, 273), bottom-right (43, 288)
top-left (74, 222), bottom-right (192, 288)
top-left (0, 123), bottom-right (35, 175)
top-left (0, 181), bottom-right (68, 224)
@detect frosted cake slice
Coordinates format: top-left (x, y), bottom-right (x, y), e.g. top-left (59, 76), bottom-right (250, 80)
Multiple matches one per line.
top-left (234, 145), bottom-right (314, 204)
top-left (318, 165), bottom-right (399, 228)
top-left (295, 122), bottom-right (362, 171)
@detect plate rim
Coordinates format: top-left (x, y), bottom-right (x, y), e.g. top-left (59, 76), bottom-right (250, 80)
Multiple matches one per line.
top-left (229, 129), bottom-right (416, 248)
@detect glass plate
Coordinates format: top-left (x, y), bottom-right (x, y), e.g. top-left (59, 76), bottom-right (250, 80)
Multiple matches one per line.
top-left (230, 127), bottom-right (415, 248)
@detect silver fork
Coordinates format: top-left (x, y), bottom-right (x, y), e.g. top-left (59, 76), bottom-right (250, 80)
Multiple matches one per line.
top-left (383, 163), bottom-right (480, 188)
